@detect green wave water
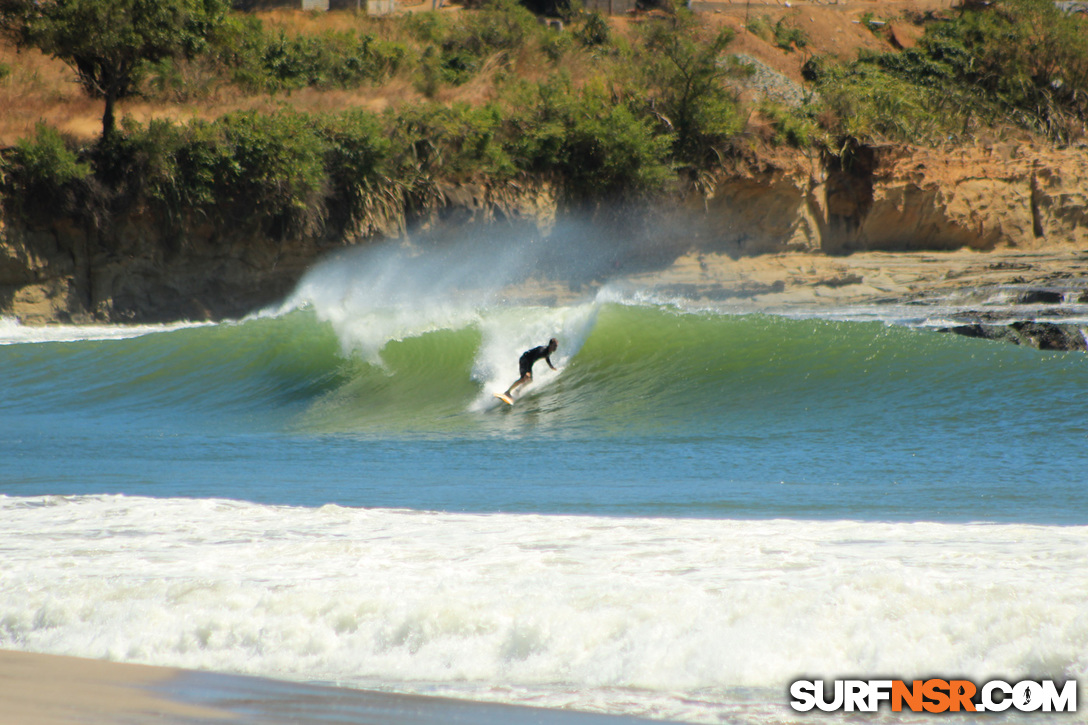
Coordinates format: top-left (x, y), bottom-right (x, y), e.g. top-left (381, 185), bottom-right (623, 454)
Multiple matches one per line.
top-left (4, 301), bottom-right (1086, 438)
top-left (2, 296), bottom-right (1087, 520)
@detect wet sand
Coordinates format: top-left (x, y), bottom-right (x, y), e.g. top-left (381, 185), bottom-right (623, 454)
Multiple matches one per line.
top-left (0, 650), bottom-right (664, 725)
top-left (0, 650), bottom-right (228, 725)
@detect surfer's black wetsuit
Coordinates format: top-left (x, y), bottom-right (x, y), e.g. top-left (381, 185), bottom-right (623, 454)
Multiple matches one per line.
top-left (519, 345), bottom-right (554, 377)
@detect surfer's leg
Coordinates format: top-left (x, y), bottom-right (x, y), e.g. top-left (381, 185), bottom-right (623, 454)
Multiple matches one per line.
top-left (505, 373), bottom-right (531, 397)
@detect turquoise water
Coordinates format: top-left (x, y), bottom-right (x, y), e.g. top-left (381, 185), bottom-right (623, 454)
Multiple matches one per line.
top-left (2, 301), bottom-right (1086, 522)
top-left (2, 241), bottom-right (1087, 723)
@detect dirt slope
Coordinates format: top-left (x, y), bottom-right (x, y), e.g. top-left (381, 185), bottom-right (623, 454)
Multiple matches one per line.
top-left (0, 0), bottom-right (947, 145)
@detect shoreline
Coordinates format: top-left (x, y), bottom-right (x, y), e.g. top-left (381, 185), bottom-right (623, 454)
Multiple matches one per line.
top-left (4, 246), bottom-right (1087, 349)
top-left (8, 247), bottom-right (1088, 321)
top-left (551, 247), bottom-right (1088, 307)
top-left (505, 246), bottom-right (1088, 317)
top-left (0, 650), bottom-right (225, 725)
top-left (0, 650), bottom-right (664, 725)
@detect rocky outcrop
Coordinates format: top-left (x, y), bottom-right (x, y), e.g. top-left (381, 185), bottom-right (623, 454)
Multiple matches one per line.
top-left (939, 321), bottom-right (1088, 352)
top-left (2, 142), bottom-right (1088, 324)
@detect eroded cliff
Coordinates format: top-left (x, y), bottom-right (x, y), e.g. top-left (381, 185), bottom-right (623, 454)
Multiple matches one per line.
top-left (690, 142), bottom-right (1088, 257)
top-left (2, 141), bottom-right (1086, 324)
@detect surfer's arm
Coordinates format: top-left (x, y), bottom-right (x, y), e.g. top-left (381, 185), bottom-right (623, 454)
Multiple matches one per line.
top-left (545, 354), bottom-right (556, 371)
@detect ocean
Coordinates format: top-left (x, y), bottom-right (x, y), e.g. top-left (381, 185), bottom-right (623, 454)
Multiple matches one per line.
top-left (2, 237), bottom-right (1087, 724)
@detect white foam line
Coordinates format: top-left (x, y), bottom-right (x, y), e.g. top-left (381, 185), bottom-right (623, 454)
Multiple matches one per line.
top-left (2, 495), bottom-right (1086, 723)
top-left (0, 317), bottom-right (215, 345)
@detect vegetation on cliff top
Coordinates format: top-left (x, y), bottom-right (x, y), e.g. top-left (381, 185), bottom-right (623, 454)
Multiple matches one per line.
top-left (0, 0), bottom-right (229, 140)
top-left (810, 0), bottom-right (1088, 144)
top-left (1, 0), bottom-right (1086, 241)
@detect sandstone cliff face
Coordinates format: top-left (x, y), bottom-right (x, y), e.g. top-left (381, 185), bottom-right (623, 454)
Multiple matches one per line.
top-left (0, 211), bottom-right (323, 324)
top-left (0, 179), bottom-right (557, 324)
top-left (2, 143), bottom-right (1086, 324)
top-left (700, 143), bottom-right (1088, 257)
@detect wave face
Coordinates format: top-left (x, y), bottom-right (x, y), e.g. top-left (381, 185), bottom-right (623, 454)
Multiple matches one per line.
top-left (3, 279), bottom-right (1088, 520)
top-left (4, 236), bottom-right (1087, 448)
top-left (3, 495), bottom-right (1087, 724)
top-left (6, 285), bottom-right (1087, 445)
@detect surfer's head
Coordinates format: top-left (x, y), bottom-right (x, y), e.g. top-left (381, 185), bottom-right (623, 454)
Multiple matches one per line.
top-left (548, 338), bottom-right (558, 352)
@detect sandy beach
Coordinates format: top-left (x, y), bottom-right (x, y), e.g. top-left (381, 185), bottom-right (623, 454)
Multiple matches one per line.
top-left (0, 650), bottom-right (664, 725)
top-left (0, 650), bottom-right (228, 725)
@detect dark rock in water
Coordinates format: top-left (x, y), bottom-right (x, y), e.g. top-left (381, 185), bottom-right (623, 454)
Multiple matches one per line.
top-left (941, 324), bottom-right (1024, 347)
top-left (1010, 321), bottom-right (1087, 350)
top-left (938, 321), bottom-right (1087, 351)
top-left (942, 323), bottom-right (1004, 341)
top-left (947, 309), bottom-right (1014, 324)
top-left (1013, 289), bottom-right (1064, 304)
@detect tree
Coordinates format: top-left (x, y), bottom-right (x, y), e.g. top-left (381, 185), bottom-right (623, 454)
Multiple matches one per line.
top-left (0, 0), bottom-right (228, 141)
top-left (640, 18), bottom-right (743, 167)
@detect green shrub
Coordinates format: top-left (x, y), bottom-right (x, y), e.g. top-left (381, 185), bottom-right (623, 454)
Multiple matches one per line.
top-left (389, 103), bottom-right (517, 181)
top-left (943, 0), bottom-right (1088, 139)
top-left (813, 60), bottom-right (958, 142)
top-left (443, 0), bottom-right (537, 56)
top-left (576, 12), bottom-right (611, 48)
top-left (745, 14), bottom-right (806, 51)
top-left (2, 123), bottom-right (91, 192)
top-left (0, 123), bottom-right (92, 220)
top-left (540, 29), bottom-right (573, 63)
top-left (511, 77), bottom-right (674, 202)
top-left (98, 118), bottom-right (187, 205)
top-left (217, 111), bottom-right (328, 232)
top-left (858, 12), bottom-right (884, 35)
top-left (208, 14), bottom-right (269, 91)
top-left (212, 15), bottom-right (407, 93)
top-left (132, 112), bottom-right (331, 235)
top-left (744, 16), bottom-right (773, 44)
top-left (402, 11), bottom-right (448, 44)
top-left (170, 121), bottom-right (232, 209)
top-left (638, 21), bottom-right (743, 166)
top-left (436, 47), bottom-right (481, 86)
top-left (773, 17), bottom-right (807, 52)
top-left (408, 0), bottom-right (540, 91)
top-left (312, 110), bottom-right (401, 234)
top-left (761, 103), bottom-right (820, 148)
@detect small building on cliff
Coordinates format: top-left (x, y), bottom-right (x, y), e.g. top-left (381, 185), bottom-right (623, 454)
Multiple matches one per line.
top-left (233, 0), bottom-right (330, 9)
top-left (232, 0), bottom-right (397, 13)
top-left (582, 0), bottom-right (636, 13)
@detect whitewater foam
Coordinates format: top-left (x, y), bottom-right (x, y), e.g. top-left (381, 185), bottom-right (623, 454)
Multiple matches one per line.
top-left (468, 303), bottom-right (601, 410)
top-left (2, 495), bottom-right (1086, 723)
top-left (0, 317), bottom-right (212, 345)
top-left (274, 235), bottom-right (618, 410)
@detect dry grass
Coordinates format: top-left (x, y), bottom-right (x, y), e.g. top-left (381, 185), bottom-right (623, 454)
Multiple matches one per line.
top-left (0, 8), bottom-right (423, 145)
top-left (0, 44), bottom-right (91, 144)
top-left (0, 1), bottom-right (942, 146)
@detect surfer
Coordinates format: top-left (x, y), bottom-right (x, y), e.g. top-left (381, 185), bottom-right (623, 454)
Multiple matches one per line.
top-left (504, 338), bottom-right (558, 398)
